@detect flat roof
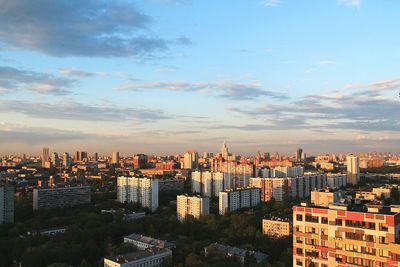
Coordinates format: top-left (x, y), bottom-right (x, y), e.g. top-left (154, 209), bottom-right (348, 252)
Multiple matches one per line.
top-left (105, 248), bottom-right (170, 263)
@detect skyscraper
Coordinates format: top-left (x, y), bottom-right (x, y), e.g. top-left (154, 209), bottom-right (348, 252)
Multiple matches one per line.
top-left (347, 154), bottom-right (360, 185)
top-left (112, 151), bottom-right (120, 164)
top-left (133, 154), bottom-right (148, 169)
top-left (42, 147), bottom-right (49, 168)
top-left (50, 152), bottom-right (58, 167)
top-left (220, 142), bottom-right (230, 159)
top-left (0, 185), bottom-right (14, 224)
top-left (296, 148), bottom-right (303, 162)
top-left (183, 151), bottom-right (198, 169)
top-left (63, 152), bottom-right (70, 168)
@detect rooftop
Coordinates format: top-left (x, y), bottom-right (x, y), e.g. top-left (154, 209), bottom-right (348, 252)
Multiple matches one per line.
top-left (105, 248), bottom-right (170, 263)
top-left (124, 234), bottom-right (174, 249)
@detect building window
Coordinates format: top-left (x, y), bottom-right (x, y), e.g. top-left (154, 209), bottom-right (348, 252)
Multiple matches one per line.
top-left (297, 214), bottom-right (303, 221)
top-left (321, 217), bottom-right (328, 224)
top-left (335, 219), bottom-right (342, 226)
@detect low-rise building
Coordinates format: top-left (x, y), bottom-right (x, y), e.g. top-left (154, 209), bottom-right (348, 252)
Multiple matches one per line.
top-left (262, 218), bottom-right (292, 238)
top-left (310, 189), bottom-right (340, 207)
top-left (204, 243), bottom-right (268, 265)
top-left (123, 234), bottom-right (174, 250)
top-left (104, 247), bottom-right (172, 267)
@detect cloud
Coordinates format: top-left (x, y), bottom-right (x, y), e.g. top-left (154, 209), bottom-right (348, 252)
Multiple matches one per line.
top-left (338, 0), bottom-right (361, 8)
top-left (262, 0), bottom-right (281, 7)
top-left (117, 80), bottom-right (288, 100)
top-left (0, 99), bottom-right (171, 122)
top-left (155, 66), bottom-right (178, 73)
top-left (0, 123), bottom-right (104, 144)
top-left (0, 0), bottom-right (189, 58)
top-left (58, 67), bottom-right (102, 78)
top-left (0, 66), bottom-right (74, 95)
top-left (316, 60), bottom-right (338, 65)
top-left (369, 78), bottom-right (400, 91)
top-left (228, 78), bottom-right (400, 132)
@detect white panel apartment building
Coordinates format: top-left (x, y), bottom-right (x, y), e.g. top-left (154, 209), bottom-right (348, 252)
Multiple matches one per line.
top-left (117, 176), bottom-right (159, 212)
top-left (192, 171), bottom-right (230, 197)
top-left (326, 173), bottom-right (347, 189)
top-left (271, 166), bottom-right (304, 178)
top-left (176, 195), bottom-right (209, 221)
top-left (219, 188), bottom-right (261, 215)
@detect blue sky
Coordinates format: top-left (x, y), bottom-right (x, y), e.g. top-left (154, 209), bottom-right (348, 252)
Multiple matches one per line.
top-left (0, 0), bottom-right (399, 156)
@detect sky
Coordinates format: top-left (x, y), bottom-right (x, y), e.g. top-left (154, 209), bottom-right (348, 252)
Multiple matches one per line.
top-left (0, 0), bottom-right (399, 156)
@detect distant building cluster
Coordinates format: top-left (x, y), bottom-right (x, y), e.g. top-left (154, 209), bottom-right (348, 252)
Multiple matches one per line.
top-left (249, 173), bottom-right (329, 202)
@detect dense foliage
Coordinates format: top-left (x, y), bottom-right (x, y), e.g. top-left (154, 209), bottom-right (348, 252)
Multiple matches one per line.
top-left (0, 191), bottom-right (293, 267)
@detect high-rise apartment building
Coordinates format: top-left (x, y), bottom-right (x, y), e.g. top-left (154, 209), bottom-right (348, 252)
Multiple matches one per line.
top-left (50, 152), bottom-right (58, 167)
top-left (326, 173), bottom-right (347, 189)
top-left (63, 152), bottom-right (70, 168)
top-left (42, 147), bottom-right (49, 168)
top-left (33, 186), bottom-right (91, 210)
top-left (183, 151), bottom-right (199, 169)
top-left (117, 176), bottom-right (159, 212)
top-left (191, 171), bottom-right (230, 197)
top-left (293, 202), bottom-right (400, 267)
top-left (133, 154), bottom-right (148, 169)
top-left (176, 195), bottom-right (209, 221)
top-left (271, 166), bottom-right (304, 178)
top-left (296, 148), bottom-right (303, 162)
top-left (111, 151), bottom-right (120, 164)
top-left (0, 185), bottom-right (14, 224)
top-left (347, 154), bottom-right (360, 185)
top-left (75, 151), bottom-right (88, 162)
top-left (219, 188), bottom-right (261, 215)
top-left (249, 173), bottom-right (327, 202)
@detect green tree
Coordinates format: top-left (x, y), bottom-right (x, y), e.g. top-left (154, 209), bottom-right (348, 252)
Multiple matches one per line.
top-left (185, 253), bottom-right (202, 267)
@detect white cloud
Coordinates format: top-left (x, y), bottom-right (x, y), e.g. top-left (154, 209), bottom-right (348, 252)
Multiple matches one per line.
top-left (262, 0), bottom-right (281, 7)
top-left (338, 0), bottom-right (361, 8)
top-left (116, 80), bottom-right (288, 100)
top-left (316, 60), bottom-right (338, 65)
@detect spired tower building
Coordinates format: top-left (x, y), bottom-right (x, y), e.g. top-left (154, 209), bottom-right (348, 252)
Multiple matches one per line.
top-left (220, 142), bottom-right (230, 159)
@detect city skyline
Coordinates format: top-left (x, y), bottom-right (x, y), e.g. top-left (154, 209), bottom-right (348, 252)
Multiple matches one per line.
top-left (1, 0), bottom-right (400, 155)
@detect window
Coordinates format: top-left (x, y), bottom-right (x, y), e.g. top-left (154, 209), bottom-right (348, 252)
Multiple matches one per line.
top-left (296, 259), bottom-right (303, 266)
top-left (335, 255), bottom-right (343, 262)
top-left (335, 219), bottom-right (342, 226)
top-left (379, 236), bottom-right (387, 244)
top-left (321, 217), bottom-right (328, 224)
top-left (380, 223), bottom-right (388, 231)
top-left (297, 214), bottom-right (303, 221)
top-left (296, 248), bottom-right (303, 254)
